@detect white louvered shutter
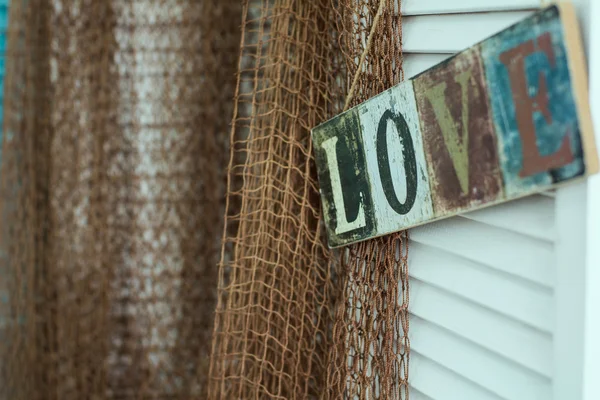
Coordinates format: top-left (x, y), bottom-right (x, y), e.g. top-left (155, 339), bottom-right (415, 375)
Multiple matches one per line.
top-left (399, 1), bottom-right (593, 399)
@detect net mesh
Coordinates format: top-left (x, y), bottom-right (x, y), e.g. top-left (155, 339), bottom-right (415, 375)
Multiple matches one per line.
top-left (327, 1), bottom-right (410, 398)
top-left (207, 1), bottom-right (342, 398)
top-left (0, 0), bottom-right (241, 398)
top-left (209, 0), bottom-right (408, 399)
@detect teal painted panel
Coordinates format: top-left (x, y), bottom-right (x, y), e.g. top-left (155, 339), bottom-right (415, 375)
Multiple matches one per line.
top-left (481, 5), bottom-right (585, 198)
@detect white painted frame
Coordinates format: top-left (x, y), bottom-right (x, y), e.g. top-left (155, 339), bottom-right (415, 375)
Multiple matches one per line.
top-left (583, 0), bottom-right (600, 399)
top-left (554, 1), bottom-right (599, 399)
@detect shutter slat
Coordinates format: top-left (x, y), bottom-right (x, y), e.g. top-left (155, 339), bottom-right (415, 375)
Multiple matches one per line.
top-left (411, 317), bottom-right (552, 400)
top-left (411, 353), bottom-right (504, 400)
top-left (540, 190), bottom-right (556, 198)
top-left (409, 242), bottom-right (554, 332)
top-left (403, 53), bottom-right (451, 78)
top-left (410, 279), bottom-right (553, 378)
top-left (460, 195), bottom-right (555, 242)
top-left (403, 11), bottom-right (534, 53)
top-left (410, 388), bottom-right (436, 400)
top-left (401, 0), bottom-right (538, 16)
top-left (410, 218), bottom-right (554, 287)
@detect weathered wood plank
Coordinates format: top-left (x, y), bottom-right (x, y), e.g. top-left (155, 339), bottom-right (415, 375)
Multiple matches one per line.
top-left (358, 83), bottom-right (435, 236)
top-left (414, 47), bottom-right (504, 214)
top-left (481, 7), bottom-right (587, 197)
top-left (312, 4), bottom-right (598, 248)
top-left (313, 109), bottom-right (377, 246)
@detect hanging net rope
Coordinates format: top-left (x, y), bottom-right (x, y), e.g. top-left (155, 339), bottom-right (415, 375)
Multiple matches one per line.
top-left (0, 0), bottom-right (241, 398)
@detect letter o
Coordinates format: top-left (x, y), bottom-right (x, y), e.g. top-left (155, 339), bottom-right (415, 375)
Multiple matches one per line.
top-left (376, 109), bottom-right (417, 215)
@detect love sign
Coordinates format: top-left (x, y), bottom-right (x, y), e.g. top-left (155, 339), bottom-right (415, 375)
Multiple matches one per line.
top-left (312, 4), bottom-right (598, 248)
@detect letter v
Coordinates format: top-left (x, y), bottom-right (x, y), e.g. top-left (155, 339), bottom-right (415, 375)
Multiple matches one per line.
top-left (424, 68), bottom-right (473, 194)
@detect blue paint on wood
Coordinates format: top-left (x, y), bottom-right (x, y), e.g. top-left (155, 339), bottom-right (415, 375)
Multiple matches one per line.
top-left (0, 2), bottom-right (8, 160)
top-left (481, 6), bottom-right (584, 197)
top-left (0, 1), bottom-right (9, 332)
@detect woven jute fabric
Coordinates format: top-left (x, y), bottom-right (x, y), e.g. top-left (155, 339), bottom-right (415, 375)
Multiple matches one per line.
top-left (0, 0), bottom-right (241, 398)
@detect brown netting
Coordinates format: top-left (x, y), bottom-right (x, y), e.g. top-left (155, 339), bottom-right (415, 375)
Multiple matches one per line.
top-left (327, 1), bottom-right (410, 399)
top-left (207, 0), bottom-right (342, 398)
top-left (209, 0), bottom-right (409, 399)
top-left (0, 0), bottom-right (241, 398)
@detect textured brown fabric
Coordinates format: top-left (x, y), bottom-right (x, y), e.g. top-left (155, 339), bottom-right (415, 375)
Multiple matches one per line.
top-left (327, 1), bottom-right (410, 399)
top-left (0, 0), bottom-right (241, 399)
top-left (0, 0), bottom-right (408, 398)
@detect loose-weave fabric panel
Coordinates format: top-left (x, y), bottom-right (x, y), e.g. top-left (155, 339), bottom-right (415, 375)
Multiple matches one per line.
top-left (0, 1), bottom-right (241, 398)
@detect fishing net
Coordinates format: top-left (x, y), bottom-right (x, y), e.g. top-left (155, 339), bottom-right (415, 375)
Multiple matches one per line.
top-left (0, 0), bottom-right (241, 398)
top-left (209, 0), bottom-right (409, 399)
top-left (326, 1), bottom-right (411, 399)
top-left (207, 0), bottom-right (343, 398)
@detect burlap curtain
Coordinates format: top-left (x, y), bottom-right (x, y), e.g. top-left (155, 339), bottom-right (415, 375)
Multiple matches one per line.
top-left (0, 0), bottom-right (408, 399)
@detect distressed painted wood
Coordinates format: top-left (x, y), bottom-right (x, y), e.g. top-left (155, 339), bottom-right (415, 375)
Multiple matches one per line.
top-left (312, 4), bottom-right (598, 248)
top-left (358, 83), bottom-right (434, 236)
top-left (481, 5), bottom-right (587, 197)
top-left (414, 48), bottom-right (504, 215)
top-left (313, 108), bottom-right (377, 246)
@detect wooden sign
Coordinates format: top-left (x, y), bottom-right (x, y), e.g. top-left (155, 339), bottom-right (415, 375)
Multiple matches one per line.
top-left (312, 4), bottom-right (598, 248)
